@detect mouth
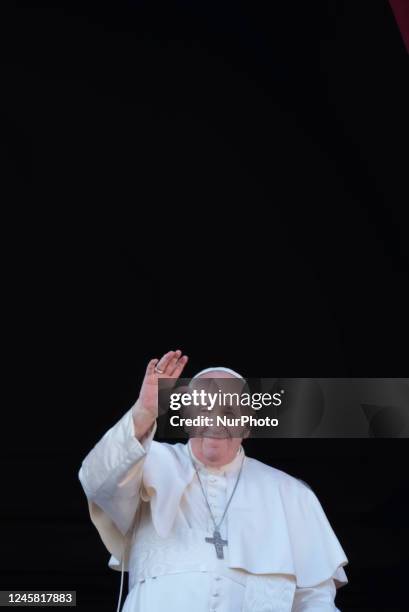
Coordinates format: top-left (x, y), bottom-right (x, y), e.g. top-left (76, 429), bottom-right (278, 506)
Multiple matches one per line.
top-left (202, 429), bottom-right (230, 439)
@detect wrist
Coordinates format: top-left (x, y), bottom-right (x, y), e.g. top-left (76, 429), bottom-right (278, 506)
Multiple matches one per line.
top-left (132, 399), bottom-right (156, 440)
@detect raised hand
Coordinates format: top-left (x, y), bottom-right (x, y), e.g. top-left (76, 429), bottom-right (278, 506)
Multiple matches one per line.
top-left (133, 350), bottom-right (189, 440)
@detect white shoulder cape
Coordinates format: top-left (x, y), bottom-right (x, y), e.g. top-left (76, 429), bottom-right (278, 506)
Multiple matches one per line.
top-left (85, 433), bottom-right (348, 589)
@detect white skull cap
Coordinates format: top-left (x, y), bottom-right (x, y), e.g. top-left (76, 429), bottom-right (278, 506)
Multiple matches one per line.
top-left (192, 366), bottom-right (245, 380)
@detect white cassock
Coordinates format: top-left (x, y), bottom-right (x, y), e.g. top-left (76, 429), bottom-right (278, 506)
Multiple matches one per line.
top-left (78, 402), bottom-right (349, 612)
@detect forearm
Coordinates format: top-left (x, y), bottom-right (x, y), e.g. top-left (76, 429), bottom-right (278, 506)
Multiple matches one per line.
top-left (132, 397), bottom-right (157, 441)
top-left (78, 401), bottom-right (156, 503)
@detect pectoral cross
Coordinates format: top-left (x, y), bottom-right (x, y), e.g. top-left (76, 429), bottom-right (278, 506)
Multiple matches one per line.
top-left (205, 529), bottom-right (228, 559)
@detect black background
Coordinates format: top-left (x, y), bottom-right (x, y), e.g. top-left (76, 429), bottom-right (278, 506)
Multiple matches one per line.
top-left (1, 1), bottom-right (408, 610)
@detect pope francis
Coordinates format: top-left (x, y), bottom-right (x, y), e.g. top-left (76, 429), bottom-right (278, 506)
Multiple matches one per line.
top-left (78, 350), bottom-right (349, 612)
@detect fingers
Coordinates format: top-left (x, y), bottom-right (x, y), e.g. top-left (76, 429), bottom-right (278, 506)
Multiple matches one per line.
top-left (170, 354), bottom-right (189, 378)
top-left (146, 358), bottom-right (159, 376)
top-left (155, 351), bottom-right (177, 374)
top-left (166, 350), bottom-right (183, 376)
top-left (151, 350), bottom-right (188, 377)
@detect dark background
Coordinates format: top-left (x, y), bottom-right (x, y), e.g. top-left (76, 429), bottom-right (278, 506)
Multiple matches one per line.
top-left (1, 1), bottom-right (408, 610)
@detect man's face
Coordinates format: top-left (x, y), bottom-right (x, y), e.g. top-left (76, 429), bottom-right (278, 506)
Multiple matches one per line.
top-left (187, 371), bottom-right (249, 467)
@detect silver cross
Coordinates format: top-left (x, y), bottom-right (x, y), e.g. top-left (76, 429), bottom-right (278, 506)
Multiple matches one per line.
top-left (205, 529), bottom-right (228, 559)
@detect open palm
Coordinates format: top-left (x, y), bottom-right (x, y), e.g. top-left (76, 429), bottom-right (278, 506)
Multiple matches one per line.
top-left (138, 349), bottom-right (189, 421)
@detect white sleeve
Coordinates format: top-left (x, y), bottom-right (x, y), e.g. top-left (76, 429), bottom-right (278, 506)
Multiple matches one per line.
top-left (291, 578), bottom-right (340, 611)
top-left (78, 401), bottom-right (157, 536)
